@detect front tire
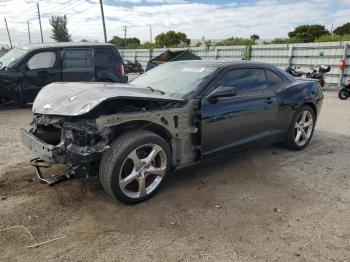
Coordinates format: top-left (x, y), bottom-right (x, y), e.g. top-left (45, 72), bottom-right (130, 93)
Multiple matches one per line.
top-left (99, 130), bottom-right (171, 204)
top-left (285, 105), bottom-right (316, 150)
top-left (338, 88), bottom-right (349, 100)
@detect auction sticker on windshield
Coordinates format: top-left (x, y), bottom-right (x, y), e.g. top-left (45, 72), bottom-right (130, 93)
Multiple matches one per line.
top-left (182, 67), bottom-right (207, 72)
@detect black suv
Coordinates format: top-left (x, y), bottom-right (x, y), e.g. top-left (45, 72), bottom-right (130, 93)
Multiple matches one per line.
top-left (0, 42), bottom-right (127, 105)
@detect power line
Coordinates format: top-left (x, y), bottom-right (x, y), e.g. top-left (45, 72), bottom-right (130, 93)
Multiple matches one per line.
top-left (68, 5), bottom-right (95, 18)
top-left (41, 1), bottom-right (87, 14)
top-left (19, 7), bottom-right (37, 21)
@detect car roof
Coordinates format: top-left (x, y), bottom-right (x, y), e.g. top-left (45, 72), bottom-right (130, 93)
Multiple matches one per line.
top-left (171, 60), bottom-right (295, 82)
top-left (171, 60), bottom-right (276, 68)
top-left (18, 42), bottom-right (114, 51)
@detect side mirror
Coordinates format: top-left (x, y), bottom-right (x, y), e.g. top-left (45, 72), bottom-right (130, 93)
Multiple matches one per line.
top-left (207, 86), bottom-right (238, 100)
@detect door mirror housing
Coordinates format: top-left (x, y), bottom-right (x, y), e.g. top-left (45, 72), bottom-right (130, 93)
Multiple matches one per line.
top-left (207, 85), bottom-right (238, 100)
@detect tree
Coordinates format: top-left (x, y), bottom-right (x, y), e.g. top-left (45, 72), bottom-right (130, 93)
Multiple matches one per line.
top-left (204, 40), bottom-right (212, 50)
top-left (250, 34), bottom-right (260, 41)
top-left (270, 38), bottom-right (290, 44)
top-left (288, 24), bottom-right (330, 43)
top-left (49, 15), bottom-right (71, 42)
top-left (315, 34), bottom-right (350, 42)
top-left (155, 31), bottom-right (190, 47)
top-left (215, 37), bottom-right (255, 46)
top-left (139, 41), bottom-right (157, 49)
top-left (108, 36), bottom-right (141, 49)
top-left (334, 22), bottom-right (350, 35)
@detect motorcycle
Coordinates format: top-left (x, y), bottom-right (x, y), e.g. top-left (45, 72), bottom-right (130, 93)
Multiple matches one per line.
top-left (338, 80), bottom-right (350, 100)
top-left (124, 60), bottom-right (144, 74)
top-left (306, 65), bottom-right (331, 87)
top-left (285, 66), bottom-right (304, 77)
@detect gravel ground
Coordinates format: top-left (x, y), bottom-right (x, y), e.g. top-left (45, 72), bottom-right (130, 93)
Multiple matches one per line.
top-left (0, 90), bottom-right (349, 262)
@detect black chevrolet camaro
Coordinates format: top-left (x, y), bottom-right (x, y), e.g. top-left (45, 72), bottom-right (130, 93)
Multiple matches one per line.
top-left (21, 61), bottom-right (323, 204)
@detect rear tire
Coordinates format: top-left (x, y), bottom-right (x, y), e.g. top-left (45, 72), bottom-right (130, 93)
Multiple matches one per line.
top-left (338, 88), bottom-right (349, 100)
top-left (285, 105), bottom-right (316, 151)
top-left (99, 130), bottom-right (171, 204)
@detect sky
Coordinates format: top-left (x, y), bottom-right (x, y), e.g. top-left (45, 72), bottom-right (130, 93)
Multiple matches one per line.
top-left (0, 0), bottom-right (350, 46)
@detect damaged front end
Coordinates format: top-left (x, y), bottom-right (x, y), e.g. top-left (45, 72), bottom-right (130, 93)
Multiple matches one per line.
top-left (21, 82), bottom-right (201, 186)
top-left (21, 114), bottom-right (111, 185)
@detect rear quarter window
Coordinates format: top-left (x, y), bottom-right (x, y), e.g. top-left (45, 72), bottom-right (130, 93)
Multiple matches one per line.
top-left (266, 70), bottom-right (285, 91)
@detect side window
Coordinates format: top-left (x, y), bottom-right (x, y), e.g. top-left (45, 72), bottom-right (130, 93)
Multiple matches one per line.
top-left (216, 69), bottom-right (267, 93)
top-left (27, 52), bottom-right (56, 70)
top-left (63, 49), bottom-right (93, 69)
top-left (95, 47), bottom-right (118, 68)
top-left (266, 70), bottom-right (285, 91)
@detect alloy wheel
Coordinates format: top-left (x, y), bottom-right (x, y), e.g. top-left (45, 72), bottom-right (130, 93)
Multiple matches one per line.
top-left (294, 111), bottom-right (314, 147)
top-left (119, 143), bottom-right (167, 199)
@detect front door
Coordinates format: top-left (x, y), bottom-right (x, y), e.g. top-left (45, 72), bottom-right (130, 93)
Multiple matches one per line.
top-left (62, 48), bottom-right (94, 81)
top-left (22, 50), bottom-right (61, 102)
top-left (201, 68), bottom-right (278, 155)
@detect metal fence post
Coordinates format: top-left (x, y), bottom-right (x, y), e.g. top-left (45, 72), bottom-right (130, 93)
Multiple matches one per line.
top-left (149, 49), bottom-right (153, 61)
top-left (245, 45), bottom-right (251, 60)
top-left (288, 45), bottom-right (293, 68)
top-left (214, 47), bottom-right (218, 60)
top-left (338, 43), bottom-right (348, 88)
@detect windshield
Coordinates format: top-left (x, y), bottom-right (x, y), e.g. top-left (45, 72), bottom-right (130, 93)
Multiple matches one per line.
top-left (0, 48), bottom-right (28, 70)
top-left (130, 62), bottom-right (216, 99)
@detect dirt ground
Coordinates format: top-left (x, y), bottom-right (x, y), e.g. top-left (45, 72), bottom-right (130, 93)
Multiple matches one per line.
top-left (0, 90), bottom-right (349, 262)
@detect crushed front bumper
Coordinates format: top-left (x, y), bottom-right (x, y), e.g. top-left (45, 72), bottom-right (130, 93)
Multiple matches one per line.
top-left (21, 129), bottom-right (83, 185)
top-left (20, 128), bottom-right (58, 163)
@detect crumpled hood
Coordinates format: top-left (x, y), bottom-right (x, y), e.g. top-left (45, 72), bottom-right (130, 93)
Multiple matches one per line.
top-left (33, 82), bottom-right (183, 116)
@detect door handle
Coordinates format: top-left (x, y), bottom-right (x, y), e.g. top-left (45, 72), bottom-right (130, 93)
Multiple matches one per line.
top-left (265, 97), bottom-right (273, 104)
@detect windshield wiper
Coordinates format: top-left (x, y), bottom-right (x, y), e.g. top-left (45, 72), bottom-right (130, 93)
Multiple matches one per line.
top-left (146, 86), bottom-right (165, 95)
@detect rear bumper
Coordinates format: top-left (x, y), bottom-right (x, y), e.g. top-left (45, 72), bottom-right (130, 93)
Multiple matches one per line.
top-left (20, 128), bottom-right (58, 163)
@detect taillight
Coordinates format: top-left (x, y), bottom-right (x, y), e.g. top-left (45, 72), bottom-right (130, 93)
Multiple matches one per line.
top-left (118, 64), bottom-right (125, 75)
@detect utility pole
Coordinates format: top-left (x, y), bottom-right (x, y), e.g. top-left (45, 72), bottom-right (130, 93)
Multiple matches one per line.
top-left (37, 2), bottom-right (43, 43)
top-left (99, 0), bottom-right (107, 43)
top-left (123, 26), bottom-right (127, 47)
top-left (27, 21), bottom-right (32, 44)
top-left (4, 18), bottom-right (13, 49)
top-left (149, 26), bottom-right (152, 43)
top-left (331, 24), bottom-right (334, 35)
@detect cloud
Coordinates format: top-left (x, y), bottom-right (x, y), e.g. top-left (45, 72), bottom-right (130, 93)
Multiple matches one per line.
top-left (0, 0), bottom-right (349, 46)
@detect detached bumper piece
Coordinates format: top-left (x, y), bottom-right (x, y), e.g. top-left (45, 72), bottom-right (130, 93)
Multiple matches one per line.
top-left (21, 128), bottom-right (79, 186)
top-left (30, 158), bottom-right (77, 186)
top-left (21, 128), bottom-right (57, 163)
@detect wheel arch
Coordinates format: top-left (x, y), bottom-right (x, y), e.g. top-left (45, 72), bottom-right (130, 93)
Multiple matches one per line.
top-left (303, 102), bottom-right (317, 120)
top-left (110, 120), bottom-right (173, 147)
